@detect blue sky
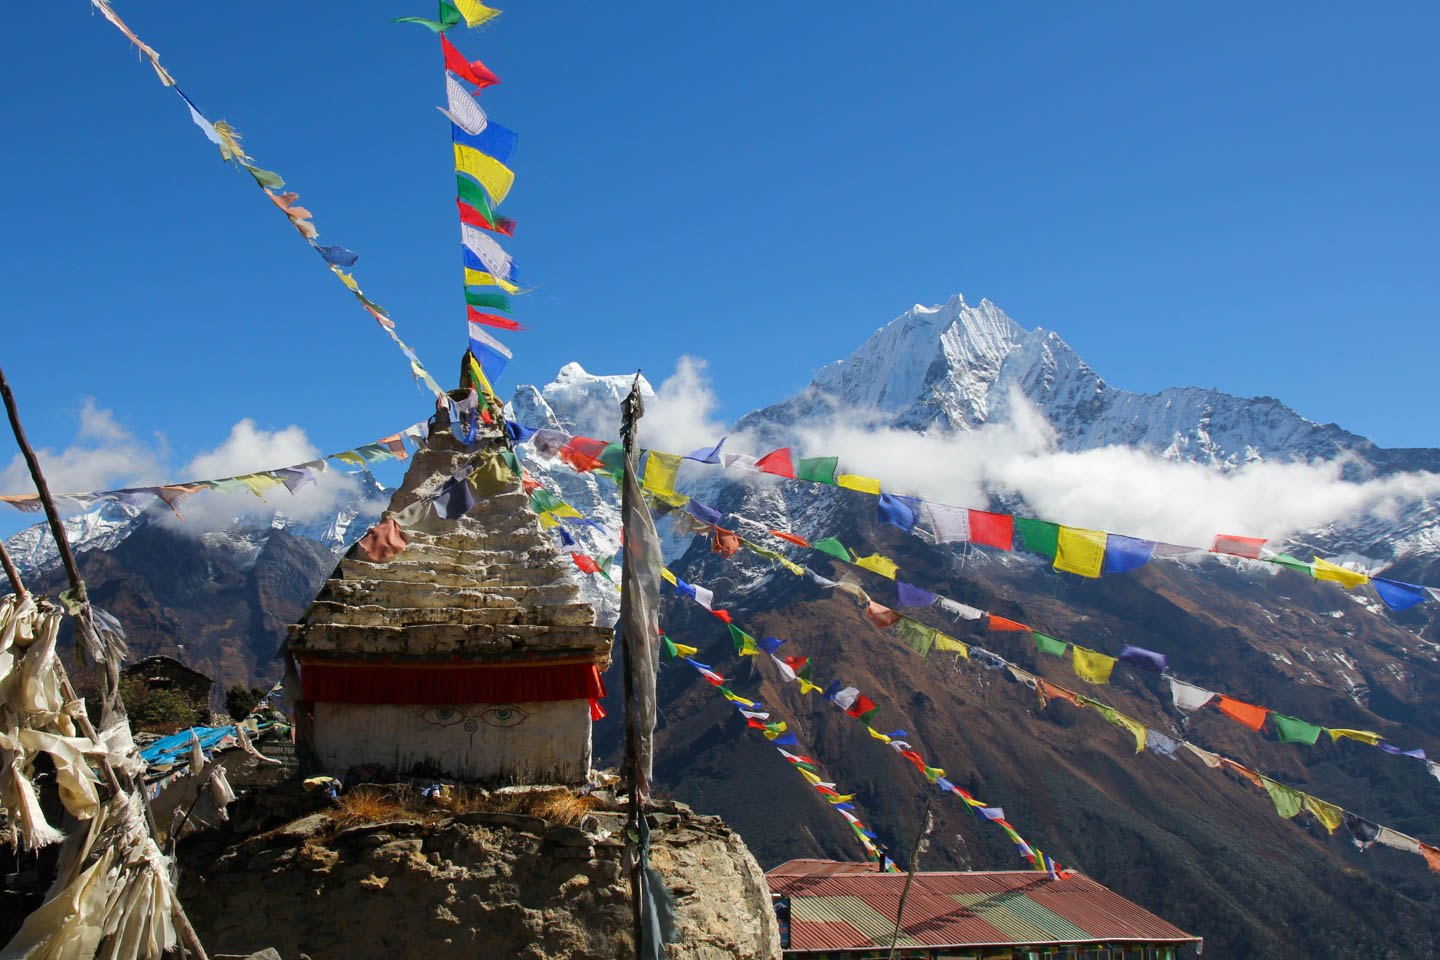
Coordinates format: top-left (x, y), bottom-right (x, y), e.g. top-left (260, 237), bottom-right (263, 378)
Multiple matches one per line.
top-left (1, 1), bottom-right (1436, 529)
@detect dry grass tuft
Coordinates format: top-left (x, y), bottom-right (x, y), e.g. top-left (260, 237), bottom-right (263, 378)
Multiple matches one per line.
top-left (329, 786), bottom-right (414, 830)
top-left (322, 784), bottom-right (599, 833)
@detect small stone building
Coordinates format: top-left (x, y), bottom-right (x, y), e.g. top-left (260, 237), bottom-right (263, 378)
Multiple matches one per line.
top-left (286, 399), bottom-right (614, 784)
top-left (122, 655), bottom-right (214, 715)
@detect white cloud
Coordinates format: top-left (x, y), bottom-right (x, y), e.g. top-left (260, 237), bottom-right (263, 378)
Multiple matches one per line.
top-left (0, 398), bottom-right (168, 497)
top-left (638, 356), bottom-right (729, 455)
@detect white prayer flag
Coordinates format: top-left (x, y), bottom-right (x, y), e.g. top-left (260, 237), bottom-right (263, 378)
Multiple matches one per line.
top-left (437, 71), bottom-right (488, 135)
top-left (461, 224), bottom-right (514, 280)
top-left (926, 502), bottom-right (971, 544)
top-left (1169, 678), bottom-right (1216, 713)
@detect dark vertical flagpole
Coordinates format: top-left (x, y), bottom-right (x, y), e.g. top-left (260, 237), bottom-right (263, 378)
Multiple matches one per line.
top-left (619, 372), bottom-right (646, 960)
top-left (888, 794), bottom-right (934, 960)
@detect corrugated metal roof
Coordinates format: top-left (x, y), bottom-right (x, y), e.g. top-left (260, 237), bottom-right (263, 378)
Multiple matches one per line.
top-left (768, 859), bottom-right (884, 877)
top-left (767, 867), bottom-right (1200, 953)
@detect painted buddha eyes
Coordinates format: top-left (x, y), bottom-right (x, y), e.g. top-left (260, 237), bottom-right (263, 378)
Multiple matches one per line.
top-left (479, 705), bottom-right (528, 727)
top-left (418, 705), bottom-right (528, 728)
top-left (419, 706), bottom-right (465, 727)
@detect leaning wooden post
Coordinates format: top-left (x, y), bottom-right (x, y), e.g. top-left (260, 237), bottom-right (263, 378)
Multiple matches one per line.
top-left (0, 363), bottom-right (210, 960)
top-left (888, 793), bottom-right (935, 960)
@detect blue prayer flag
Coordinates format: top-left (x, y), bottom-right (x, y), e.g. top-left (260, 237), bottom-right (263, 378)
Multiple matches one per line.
top-left (877, 493), bottom-right (922, 533)
top-left (895, 581), bottom-right (936, 607)
top-left (433, 476), bottom-right (475, 519)
top-left (315, 244), bottom-right (359, 267)
top-left (462, 245), bottom-right (520, 281)
top-left (505, 422), bottom-right (538, 444)
top-left (1373, 578), bottom-right (1427, 611)
top-left (1119, 644), bottom-right (1167, 674)
top-left (1103, 534), bottom-right (1155, 573)
top-left (935, 777), bottom-right (954, 792)
top-left (469, 338), bottom-right (509, 383)
top-left (686, 499), bottom-right (722, 526)
top-left (771, 733), bottom-right (799, 746)
top-left (451, 120), bottom-right (518, 166)
top-left (758, 636), bottom-right (786, 655)
top-left (823, 681), bottom-right (844, 701)
top-left (684, 438), bottom-right (726, 464)
top-left (834, 802), bottom-right (856, 811)
top-left (674, 578), bottom-right (696, 599)
top-left (555, 527), bottom-right (575, 547)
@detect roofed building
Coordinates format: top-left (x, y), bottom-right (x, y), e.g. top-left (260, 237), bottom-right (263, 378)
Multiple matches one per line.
top-left (286, 398), bottom-right (614, 784)
top-left (767, 860), bottom-right (1201, 959)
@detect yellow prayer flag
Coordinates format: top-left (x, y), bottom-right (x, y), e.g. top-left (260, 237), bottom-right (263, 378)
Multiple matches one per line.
top-left (797, 768), bottom-right (823, 785)
top-left (330, 265), bottom-right (361, 292)
top-left (865, 726), bottom-right (894, 742)
top-left (1303, 794), bottom-right (1343, 833)
top-left (854, 553), bottom-right (899, 579)
top-left (671, 640), bottom-right (698, 657)
top-left (538, 512), bottom-right (558, 530)
top-left (643, 452), bottom-right (682, 497)
top-left (661, 568), bottom-right (677, 586)
top-left (454, 143), bottom-right (514, 207)
top-left (650, 490), bottom-right (690, 508)
top-left (452, 0), bottom-right (502, 27)
top-left (1054, 526), bottom-right (1107, 578)
top-left (797, 678), bottom-right (822, 695)
top-left (333, 451), bottom-right (366, 466)
top-left (935, 634), bottom-right (969, 659)
top-left (1312, 556), bottom-right (1368, 589)
top-left (1114, 714), bottom-right (1147, 753)
top-left (777, 557), bottom-right (804, 576)
top-left (463, 267), bottom-right (523, 293)
top-left (836, 474), bottom-right (881, 495)
top-left (236, 472), bottom-right (283, 497)
top-left (1071, 646), bottom-right (1117, 684)
top-left (1327, 727), bottom-right (1383, 746)
top-left (546, 503), bottom-right (583, 521)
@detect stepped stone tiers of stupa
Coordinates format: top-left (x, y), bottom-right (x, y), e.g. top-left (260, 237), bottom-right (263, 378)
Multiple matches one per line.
top-left (287, 392), bottom-right (614, 784)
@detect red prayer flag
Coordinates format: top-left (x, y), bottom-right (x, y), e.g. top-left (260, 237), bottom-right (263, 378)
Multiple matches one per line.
top-left (356, 518), bottom-right (407, 563)
top-left (572, 553), bottom-right (601, 575)
top-left (755, 448), bottom-right (796, 478)
top-left (864, 601), bottom-right (901, 628)
top-left (770, 530), bottom-right (810, 548)
top-left (456, 200), bottom-right (516, 236)
top-left (468, 306), bottom-right (525, 331)
top-left (589, 698), bottom-right (606, 721)
top-left (1216, 695), bottom-right (1268, 731)
top-left (988, 615), bottom-right (1030, 632)
top-left (746, 717), bottom-right (768, 730)
top-left (1212, 534), bottom-right (1267, 559)
top-left (441, 34), bottom-right (501, 93)
top-left (710, 609), bottom-right (732, 624)
top-left (845, 694), bottom-right (877, 719)
top-left (969, 510), bottom-right (1014, 550)
top-left (559, 437), bottom-right (608, 473)
top-left (712, 526), bottom-right (743, 558)
top-left (899, 748), bottom-right (926, 771)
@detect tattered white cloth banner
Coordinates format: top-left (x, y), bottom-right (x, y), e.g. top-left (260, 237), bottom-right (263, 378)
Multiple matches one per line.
top-left (438, 70), bottom-right (488, 135)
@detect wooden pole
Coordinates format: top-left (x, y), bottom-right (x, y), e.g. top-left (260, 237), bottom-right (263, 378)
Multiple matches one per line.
top-left (888, 794), bottom-right (934, 960)
top-left (619, 372), bottom-right (645, 960)
top-left (0, 363), bottom-right (209, 960)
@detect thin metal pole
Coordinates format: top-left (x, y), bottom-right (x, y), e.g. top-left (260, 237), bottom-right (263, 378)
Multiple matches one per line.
top-left (888, 794), bottom-right (934, 960)
top-left (0, 364), bottom-right (209, 960)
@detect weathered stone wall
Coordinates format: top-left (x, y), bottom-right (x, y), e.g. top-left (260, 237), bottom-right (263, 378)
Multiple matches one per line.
top-left (181, 801), bottom-right (781, 960)
top-left (311, 700), bottom-right (591, 783)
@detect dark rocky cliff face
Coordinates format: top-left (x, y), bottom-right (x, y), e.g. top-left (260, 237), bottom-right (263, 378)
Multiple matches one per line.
top-left (24, 521), bottom-right (335, 697)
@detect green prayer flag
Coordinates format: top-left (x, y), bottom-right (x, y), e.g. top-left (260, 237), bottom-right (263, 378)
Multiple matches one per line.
top-left (1272, 713), bottom-right (1323, 745)
top-left (1270, 553), bottom-right (1313, 575)
top-left (742, 539), bottom-right (784, 563)
top-left (856, 704), bottom-right (881, 724)
top-left (1014, 518), bottom-right (1059, 558)
top-left (796, 456), bottom-right (838, 485)
top-left (1261, 777), bottom-right (1304, 819)
top-left (894, 618), bottom-right (937, 657)
top-left (661, 636), bottom-right (679, 661)
top-left (499, 449), bottom-right (521, 477)
top-left (1034, 633), bottom-right (1068, 657)
top-left (393, 2), bottom-right (461, 32)
top-left (812, 537), bottom-right (852, 563)
top-left (464, 289), bottom-right (512, 312)
top-left (728, 623), bottom-right (757, 655)
top-left (598, 443), bottom-right (625, 483)
top-left (457, 175), bottom-right (496, 216)
top-left (242, 164), bottom-right (284, 189)
top-left (355, 292), bottom-right (389, 317)
top-left (529, 489), bottom-right (562, 514)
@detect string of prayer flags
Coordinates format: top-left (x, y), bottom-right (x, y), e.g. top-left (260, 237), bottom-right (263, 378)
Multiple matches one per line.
top-left (93, 0), bottom-right (460, 404)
